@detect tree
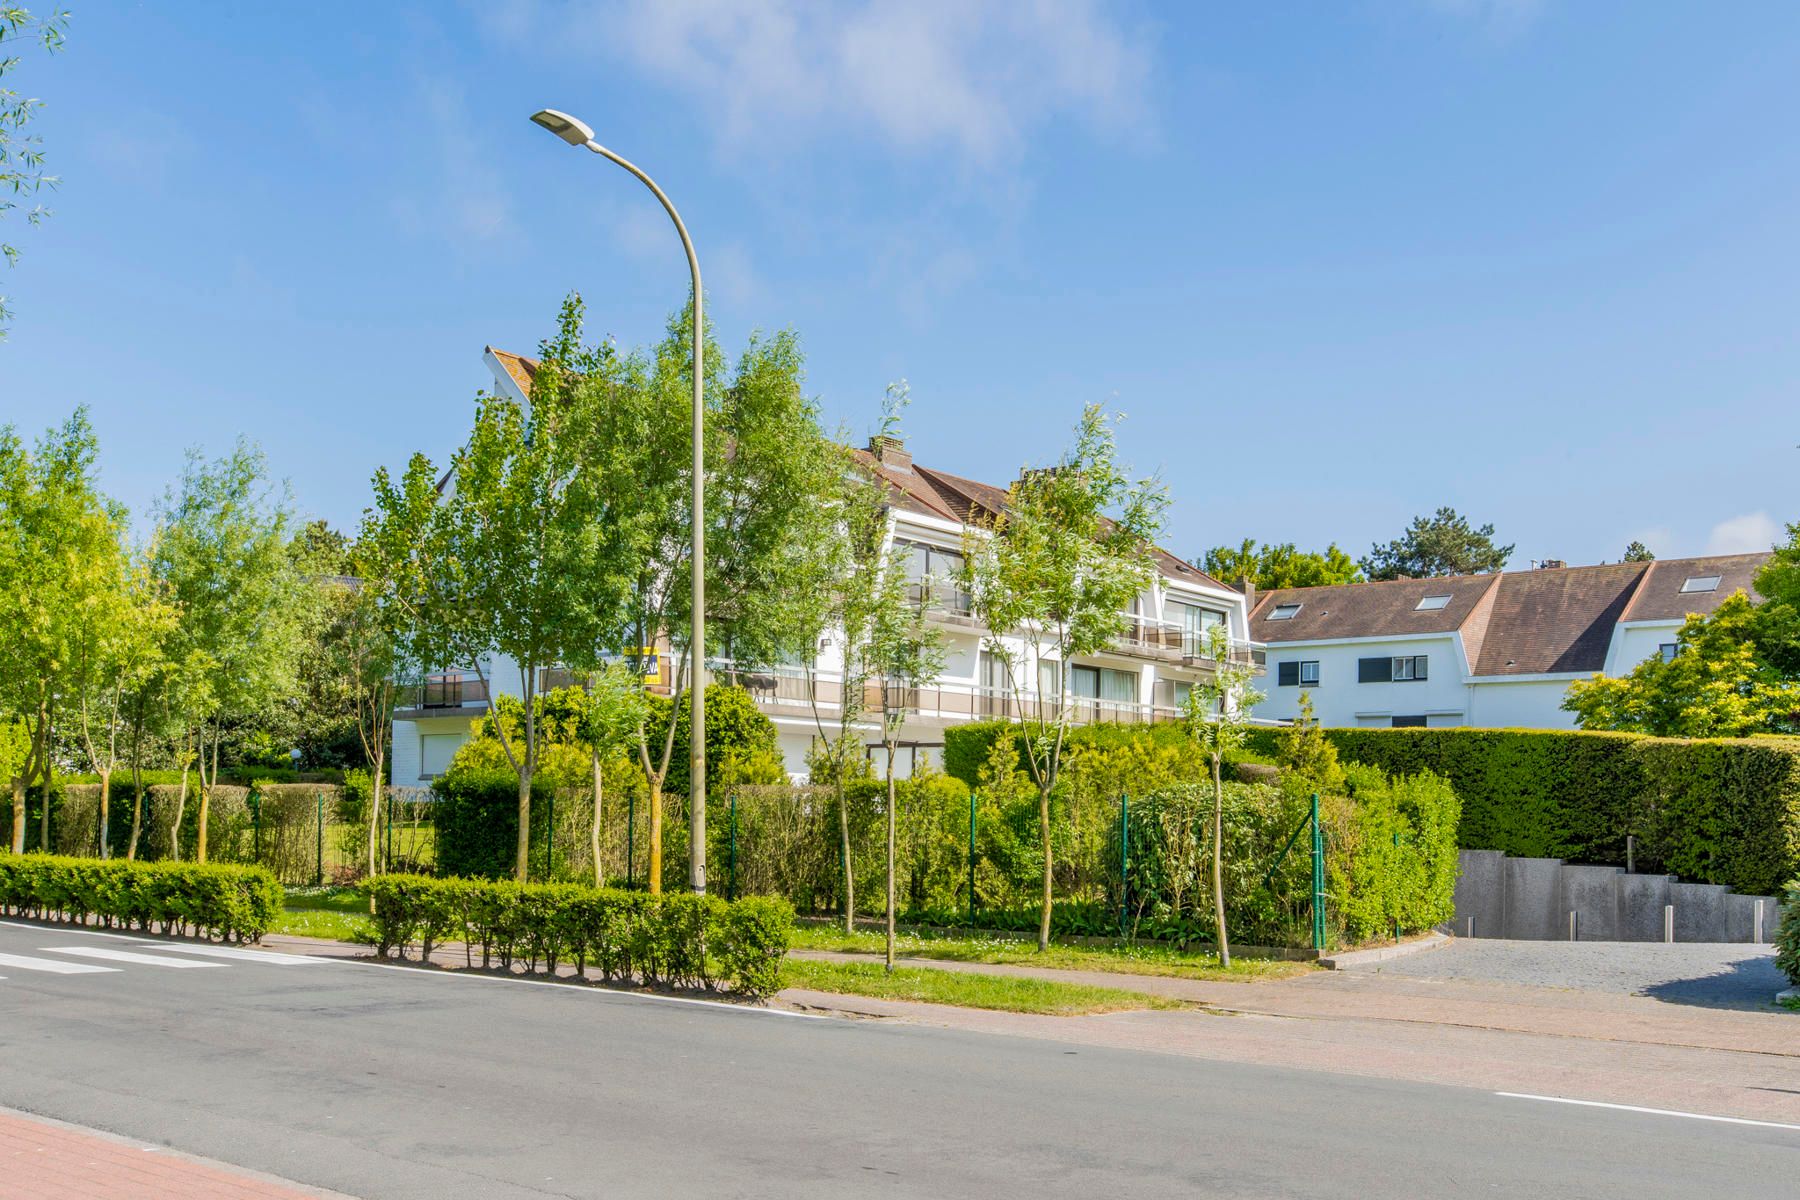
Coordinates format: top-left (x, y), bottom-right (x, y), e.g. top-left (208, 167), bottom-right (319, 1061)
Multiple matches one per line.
top-left (1563, 592), bottom-right (1800, 737)
top-left (153, 442), bottom-right (306, 862)
top-left (960, 405), bottom-right (1167, 950)
top-left (1272, 690), bottom-right (1344, 793)
top-left (578, 665), bottom-right (650, 888)
top-left (1623, 541), bottom-right (1655, 563)
top-left (0, 409), bottom-right (118, 854)
top-left (1181, 624), bottom-right (1265, 968)
top-left (420, 300), bottom-right (624, 882)
top-left (1202, 539), bottom-right (1363, 591)
top-left (0, 5), bottom-right (68, 333)
top-left (1360, 507), bottom-right (1512, 580)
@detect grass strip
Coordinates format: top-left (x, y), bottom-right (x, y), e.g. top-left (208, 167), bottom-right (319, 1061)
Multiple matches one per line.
top-left (787, 923), bottom-right (1311, 983)
top-left (781, 958), bottom-right (1183, 1015)
top-left (270, 887), bottom-right (372, 942)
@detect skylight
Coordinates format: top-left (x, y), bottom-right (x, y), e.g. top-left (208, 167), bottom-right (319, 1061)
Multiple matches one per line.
top-left (1680, 575), bottom-right (1721, 594)
top-left (1269, 603), bottom-right (1302, 621)
top-left (1415, 594), bottom-right (1452, 611)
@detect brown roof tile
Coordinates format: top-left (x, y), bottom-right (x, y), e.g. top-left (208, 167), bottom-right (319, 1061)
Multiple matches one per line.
top-left (1471, 562), bottom-right (1647, 675)
top-left (1250, 574), bottom-right (1501, 644)
top-left (486, 346), bottom-right (540, 394)
top-left (1620, 552), bottom-right (1769, 622)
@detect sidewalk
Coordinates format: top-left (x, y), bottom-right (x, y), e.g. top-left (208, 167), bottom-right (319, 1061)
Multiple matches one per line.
top-left (0, 1106), bottom-right (351, 1200)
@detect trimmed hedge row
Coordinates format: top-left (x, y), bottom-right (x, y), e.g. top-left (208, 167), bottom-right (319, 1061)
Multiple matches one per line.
top-left (363, 874), bottom-right (793, 1000)
top-left (0, 854), bottom-right (284, 942)
top-left (1777, 881), bottom-right (1799, 987)
top-left (1239, 727), bottom-right (1800, 895)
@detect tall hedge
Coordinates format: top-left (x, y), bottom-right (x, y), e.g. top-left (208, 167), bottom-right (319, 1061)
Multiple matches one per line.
top-left (1241, 726), bottom-right (1800, 895)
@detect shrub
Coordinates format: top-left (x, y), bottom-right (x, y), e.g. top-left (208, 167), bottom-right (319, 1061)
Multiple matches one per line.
top-left (362, 874), bottom-right (793, 1000)
top-left (1243, 726), bottom-right (1800, 896)
top-left (0, 854), bottom-right (283, 942)
top-left (1776, 880), bottom-right (1799, 987)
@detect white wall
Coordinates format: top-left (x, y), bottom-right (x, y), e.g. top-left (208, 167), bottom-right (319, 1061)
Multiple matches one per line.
top-left (1464, 677), bottom-right (1582, 729)
top-left (1253, 634), bottom-right (1468, 728)
top-left (1606, 621), bottom-right (1682, 676)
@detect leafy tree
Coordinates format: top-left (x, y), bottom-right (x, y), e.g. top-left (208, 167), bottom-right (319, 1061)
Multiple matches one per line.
top-left (153, 441), bottom-right (306, 861)
top-left (1202, 538), bottom-right (1363, 590)
top-left (1181, 624), bottom-right (1266, 968)
top-left (0, 5), bottom-right (68, 333)
top-left (1272, 690), bottom-right (1344, 794)
top-left (1360, 507), bottom-right (1513, 580)
top-left (1623, 541), bottom-right (1655, 563)
top-left (960, 405), bottom-right (1167, 950)
top-left (578, 665), bottom-right (650, 887)
top-left (1563, 592), bottom-right (1800, 736)
top-left (0, 409), bottom-right (118, 854)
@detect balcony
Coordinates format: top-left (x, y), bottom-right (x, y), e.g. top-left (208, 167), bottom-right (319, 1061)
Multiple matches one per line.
top-left (738, 666), bottom-right (1185, 728)
top-left (1108, 615), bottom-right (1268, 674)
top-left (395, 671), bottom-right (490, 718)
top-left (906, 579), bottom-right (980, 628)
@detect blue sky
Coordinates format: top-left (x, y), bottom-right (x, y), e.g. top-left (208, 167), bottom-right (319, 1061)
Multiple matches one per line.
top-left (4, 1), bottom-right (1798, 569)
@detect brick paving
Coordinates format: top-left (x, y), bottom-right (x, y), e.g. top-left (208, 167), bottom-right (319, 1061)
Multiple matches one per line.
top-left (0, 1108), bottom-right (347, 1200)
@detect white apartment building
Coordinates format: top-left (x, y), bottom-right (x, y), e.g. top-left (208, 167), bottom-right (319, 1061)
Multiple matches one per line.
top-left (389, 347), bottom-right (1266, 784)
top-left (1246, 553), bottom-right (1770, 730)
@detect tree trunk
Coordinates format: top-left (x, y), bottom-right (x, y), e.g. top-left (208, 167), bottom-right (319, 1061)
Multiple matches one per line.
top-left (837, 775), bottom-right (854, 933)
top-left (601, 752), bottom-right (615, 892)
top-left (127, 725), bottom-right (144, 861)
top-left (367, 746), bottom-right (386, 881)
top-left (885, 740), bottom-right (898, 972)
top-left (38, 713), bottom-right (52, 854)
top-left (170, 751), bottom-right (190, 862)
top-left (515, 768), bottom-right (533, 882)
top-left (9, 775), bottom-right (24, 855)
top-left (1037, 783), bottom-right (1054, 952)
top-left (646, 777), bottom-right (663, 895)
top-left (1212, 753), bottom-right (1230, 969)
top-left (197, 726), bottom-right (216, 864)
top-left (97, 768), bottom-right (111, 860)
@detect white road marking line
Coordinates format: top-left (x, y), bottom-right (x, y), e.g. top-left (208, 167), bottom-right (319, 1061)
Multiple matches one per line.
top-left (141, 944), bottom-right (324, 966)
top-left (42, 946), bottom-right (223, 968)
top-left (1497, 1092), bottom-right (1800, 1132)
top-left (0, 952), bottom-right (120, 975)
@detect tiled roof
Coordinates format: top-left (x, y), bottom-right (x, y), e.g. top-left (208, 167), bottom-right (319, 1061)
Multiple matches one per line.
top-left (486, 347), bottom-right (540, 394)
top-left (1252, 552), bottom-right (1774, 678)
top-left (1621, 553), bottom-right (1767, 622)
top-left (1250, 574), bottom-right (1502, 643)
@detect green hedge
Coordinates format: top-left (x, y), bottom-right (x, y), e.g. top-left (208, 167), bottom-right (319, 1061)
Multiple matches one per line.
top-left (1776, 880), bottom-right (1798, 987)
top-left (1242, 727), bottom-right (1800, 895)
top-left (363, 874), bottom-right (792, 1000)
top-left (0, 854), bottom-right (284, 942)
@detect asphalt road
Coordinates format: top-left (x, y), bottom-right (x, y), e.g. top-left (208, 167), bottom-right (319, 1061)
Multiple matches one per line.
top-left (0, 920), bottom-right (1793, 1199)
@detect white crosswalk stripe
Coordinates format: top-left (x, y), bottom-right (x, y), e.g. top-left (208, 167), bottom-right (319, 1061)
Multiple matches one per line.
top-left (142, 944), bottom-right (322, 966)
top-left (0, 952), bottom-right (119, 975)
top-left (42, 946), bottom-right (223, 968)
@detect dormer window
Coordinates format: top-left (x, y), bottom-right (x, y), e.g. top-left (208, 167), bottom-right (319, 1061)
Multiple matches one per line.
top-left (1268, 603), bottom-right (1302, 621)
top-left (1415, 594), bottom-right (1452, 611)
top-left (1680, 575), bottom-right (1721, 593)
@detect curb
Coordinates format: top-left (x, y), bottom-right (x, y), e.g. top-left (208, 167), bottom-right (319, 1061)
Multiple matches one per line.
top-left (1319, 931), bottom-right (1450, 970)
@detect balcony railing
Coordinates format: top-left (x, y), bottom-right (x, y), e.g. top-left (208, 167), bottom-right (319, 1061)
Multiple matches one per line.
top-left (737, 666), bottom-right (1186, 727)
top-left (906, 579), bottom-right (978, 625)
top-left (1109, 614), bottom-right (1267, 672)
top-left (402, 671), bottom-right (490, 710)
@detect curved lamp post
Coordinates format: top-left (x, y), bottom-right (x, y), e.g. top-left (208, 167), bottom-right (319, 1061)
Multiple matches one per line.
top-left (530, 108), bottom-right (708, 895)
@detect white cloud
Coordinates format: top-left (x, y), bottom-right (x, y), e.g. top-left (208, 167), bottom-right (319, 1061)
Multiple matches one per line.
top-left (489, 0), bottom-right (1154, 168)
top-left (1704, 511), bottom-right (1782, 556)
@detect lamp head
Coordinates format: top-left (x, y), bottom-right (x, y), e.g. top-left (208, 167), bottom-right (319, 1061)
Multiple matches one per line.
top-left (530, 108), bottom-right (595, 147)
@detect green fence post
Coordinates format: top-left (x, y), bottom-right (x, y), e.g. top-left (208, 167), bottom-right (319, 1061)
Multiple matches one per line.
top-left (967, 788), bottom-right (978, 931)
top-left (1392, 830), bottom-right (1401, 944)
top-left (1310, 792), bottom-right (1326, 952)
top-left (728, 792), bottom-right (737, 902)
top-left (385, 795), bottom-right (394, 874)
top-left (252, 790), bottom-right (262, 865)
top-left (545, 791), bottom-right (555, 881)
top-left (1119, 792), bottom-right (1129, 939)
top-left (626, 792), bottom-right (636, 887)
top-left (314, 790), bottom-right (324, 886)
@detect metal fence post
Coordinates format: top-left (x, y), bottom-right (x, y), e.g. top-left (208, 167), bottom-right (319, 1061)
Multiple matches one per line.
top-left (314, 790), bottom-right (324, 886)
top-left (1119, 792), bottom-right (1129, 939)
top-left (385, 796), bottom-right (394, 874)
top-left (626, 792), bottom-right (635, 887)
top-left (1392, 829), bottom-right (1401, 943)
top-left (728, 791), bottom-right (737, 902)
top-left (1310, 792), bottom-right (1326, 952)
top-left (545, 791), bottom-right (555, 881)
top-left (967, 788), bottom-right (978, 930)
top-left (252, 790), bottom-right (262, 866)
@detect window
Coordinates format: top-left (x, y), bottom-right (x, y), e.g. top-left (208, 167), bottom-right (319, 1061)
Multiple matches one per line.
top-left (1680, 575), bottom-right (1721, 593)
top-left (419, 733), bottom-right (464, 780)
top-left (1659, 642), bottom-right (1678, 663)
top-left (1300, 660), bottom-right (1319, 686)
top-left (1359, 655), bottom-right (1427, 683)
top-left (1170, 601), bottom-right (1227, 654)
top-left (1268, 602), bottom-right (1302, 621)
top-left (1391, 715), bottom-right (1427, 729)
top-left (1278, 660), bottom-right (1321, 687)
top-left (1415, 595), bottom-right (1452, 611)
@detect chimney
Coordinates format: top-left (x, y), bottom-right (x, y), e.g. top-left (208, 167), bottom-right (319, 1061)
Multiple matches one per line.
top-left (1237, 575), bottom-right (1257, 613)
top-left (868, 434), bottom-right (912, 472)
top-left (1537, 559), bottom-right (1566, 570)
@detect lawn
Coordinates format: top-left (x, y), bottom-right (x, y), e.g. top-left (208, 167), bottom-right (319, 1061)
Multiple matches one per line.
top-left (781, 958), bottom-right (1183, 1015)
top-left (787, 921), bottom-right (1312, 983)
top-left (271, 887), bottom-right (372, 942)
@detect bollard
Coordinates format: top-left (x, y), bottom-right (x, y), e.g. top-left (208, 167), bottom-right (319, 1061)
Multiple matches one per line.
top-left (1664, 904), bottom-right (1675, 943)
top-left (1568, 910), bottom-right (1578, 942)
top-left (1465, 916), bottom-right (1475, 939)
top-left (1754, 899), bottom-right (1764, 944)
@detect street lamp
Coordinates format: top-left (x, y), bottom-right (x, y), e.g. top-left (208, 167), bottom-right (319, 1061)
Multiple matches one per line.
top-left (530, 108), bottom-right (709, 895)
